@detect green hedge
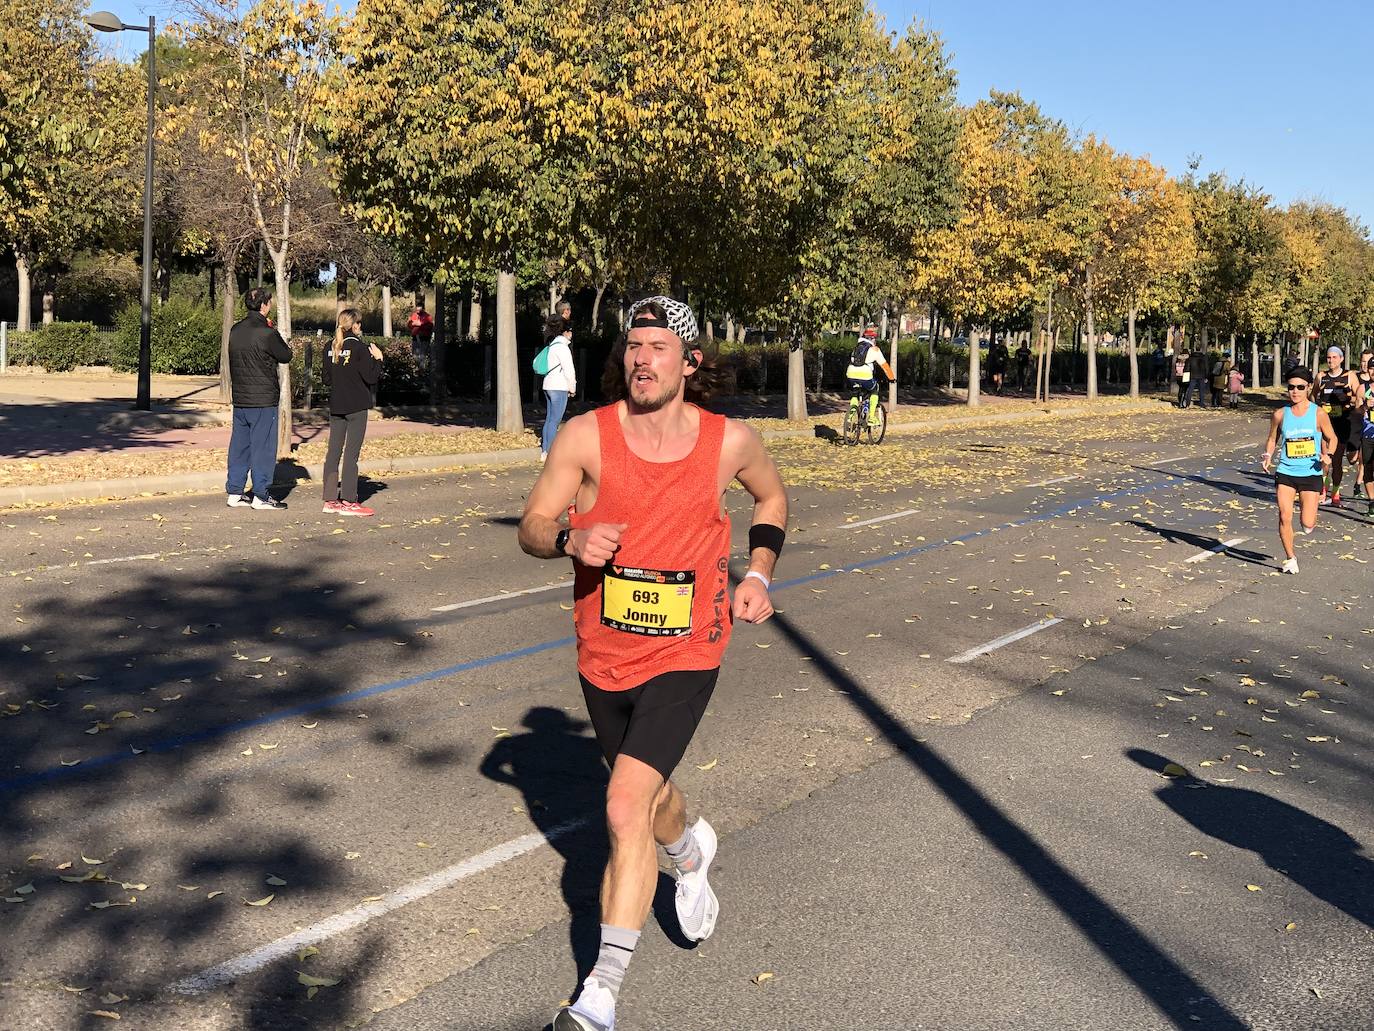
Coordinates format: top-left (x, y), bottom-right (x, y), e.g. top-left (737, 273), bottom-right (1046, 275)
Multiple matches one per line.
top-left (5, 323), bottom-right (102, 371)
top-left (111, 297), bottom-right (221, 375)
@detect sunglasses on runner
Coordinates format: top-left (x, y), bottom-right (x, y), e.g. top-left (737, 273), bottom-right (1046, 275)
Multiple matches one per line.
top-left (1286, 382), bottom-right (1307, 391)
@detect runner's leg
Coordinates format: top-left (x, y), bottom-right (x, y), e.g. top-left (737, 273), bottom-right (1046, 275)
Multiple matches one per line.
top-left (602, 754), bottom-right (665, 930)
top-left (1277, 482), bottom-right (1297, 560)
top-left (1299, 486), bottom-right (1318, 533)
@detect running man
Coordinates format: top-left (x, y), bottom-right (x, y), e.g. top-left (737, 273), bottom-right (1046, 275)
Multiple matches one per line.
top-left (1315, 346), bottom-right (1360, 506)
top-left (518, 295), bottom-right (789, 1031)
top-left (1262, 367), bottom-right (1337, 574)
top-left (846, 326), bottom-right (895, 428)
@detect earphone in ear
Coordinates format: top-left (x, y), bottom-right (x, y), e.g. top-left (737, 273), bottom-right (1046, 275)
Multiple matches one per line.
top-left (684, 347), bottom-right (699, 368)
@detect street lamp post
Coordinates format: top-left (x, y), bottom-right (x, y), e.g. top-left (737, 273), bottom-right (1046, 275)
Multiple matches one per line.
top-left (85, 10), bottom-right (155, 412)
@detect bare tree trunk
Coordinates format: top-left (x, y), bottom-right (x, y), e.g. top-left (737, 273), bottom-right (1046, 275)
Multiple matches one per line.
top-left (14, 249), bottom-right (31, 332)
top-left (467, 286), bottom-right (482, 341)
top-left (431, 281), bottom-right (446, 402)
top-left (381, 284), bottom-right (393, 338)
top-left (888, 312), bottom-right (900, 410)
top-left (219, 260), bottom-right (236, 404)
top-left (592, 282), bottom-right (607, 330)
top-left (966, 323), bottom-right (980, 407)
top-left (1127, 305), bottom-right (1139, 399)
top-left (1250, 333), bottom-right (1260, 390)
top-left (271, 257), bottom-right (292, 459)
top-left (335, 274), bottom-right (348, 313)
top-left (208, 263), bottom-right (217, 308)
top-left (787, 340), bottom-right (807, 422)
top-left (1271, 337), bottom-right (1281, 388)
top-left (1229, 332), bottom-right (1236, 364)
top-left (1084, 269), bottom-right (1098, 399)
top-left (495, 266), bottom-right (522, 433)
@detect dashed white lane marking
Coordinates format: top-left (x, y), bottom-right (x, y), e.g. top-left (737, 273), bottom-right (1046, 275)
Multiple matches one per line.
top-left (839, 509), bottom-right (919, 530)
top-left (1183, 537), bottom-right (1249, 564)
top-left (1155, 453), bottom-right (1192, 465)
top-left (946, 618), bottom-right (1065, 664)
top-left (1027, 475), bottom-right (1079, 488)
top-left (431, 580), bottom-right (573, 612)
top-left (7, 548), bottom-right (222, 578)
top-left (168, 817), bottom-right (590, 994)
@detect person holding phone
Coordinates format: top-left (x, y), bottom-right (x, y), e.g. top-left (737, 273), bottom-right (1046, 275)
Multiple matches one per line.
top-left (321, 307), bottom-right (383, 517)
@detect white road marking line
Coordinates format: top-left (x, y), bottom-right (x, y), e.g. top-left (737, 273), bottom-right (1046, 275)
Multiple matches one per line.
top-left (1028, 475), bottom-right (1079, 488)
top-left (8, 548), bottom-right (215, 578)
top-left (168, 818), bottom-right (589, 994)
top-left (84, 552), bottom-right (167, 566)
top-left (1155, 454), bottom-right (1191, 464)
top-left (432, 580), bottom-right (573, 612)
top-left (946, 618), bottom-right (1065, 665)
top-left (839, 509), bottom-right (919, 530)
top-left (1183, 537), bottom-right (1249, 564)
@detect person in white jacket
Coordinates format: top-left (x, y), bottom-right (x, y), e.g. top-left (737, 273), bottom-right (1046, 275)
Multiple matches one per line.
top-left (541, 315), bottom-right (577, 460)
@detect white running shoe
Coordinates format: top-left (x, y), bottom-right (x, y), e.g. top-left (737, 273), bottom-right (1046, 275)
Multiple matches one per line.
top-left (251, 495), bottom-right (286, 511)
top-left (1301, 524), bottom-right (1315, 535)
top-left (1281, 558), bottom-right (1299, 574)
top-left (554, 977), bottom-right (615, 1031)
top-left (674, 817), bottom-right (719, 941)
top-left (227, 493), bottom-right (251, 508)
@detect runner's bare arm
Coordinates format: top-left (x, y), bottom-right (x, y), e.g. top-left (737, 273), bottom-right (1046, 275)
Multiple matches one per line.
top-left (518, 415), bottom-right (626, 564)
top-left (725, 421), bottom-right (787, 624)
top-left (1261, 410), bottom-right (1282, 473)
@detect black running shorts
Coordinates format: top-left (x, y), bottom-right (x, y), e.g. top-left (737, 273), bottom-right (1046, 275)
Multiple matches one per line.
top-left (1275, 472), bottom-right (1323, 493)
top-left (1362, 438), bottom-right (1374, 474)
top-left (1330, 417), bottom-right (1351, 452)
top-left (579, 668), bottom-right (719, 780)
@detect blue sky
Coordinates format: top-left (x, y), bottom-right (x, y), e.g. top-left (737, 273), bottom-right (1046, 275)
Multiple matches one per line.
top-left (92, 0), bottom-right (1374, 232)
top-left (879, 0), bottom-right (1374, 230)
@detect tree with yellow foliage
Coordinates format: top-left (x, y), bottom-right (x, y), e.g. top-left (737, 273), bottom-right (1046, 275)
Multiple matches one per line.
top-left (917, 92), bottom-right (1069, 406)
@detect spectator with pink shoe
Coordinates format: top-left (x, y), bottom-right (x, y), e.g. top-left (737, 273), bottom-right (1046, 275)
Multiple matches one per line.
top-left (321, 307), bottom-right (383, 517)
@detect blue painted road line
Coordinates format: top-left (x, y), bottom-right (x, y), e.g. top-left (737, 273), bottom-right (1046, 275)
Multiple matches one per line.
top-left (2, 461), bottom-right (1236, 795)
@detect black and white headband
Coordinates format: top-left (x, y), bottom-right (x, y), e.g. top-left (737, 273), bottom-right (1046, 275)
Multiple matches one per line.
top-left (626, 295), bottom-right (700, 345)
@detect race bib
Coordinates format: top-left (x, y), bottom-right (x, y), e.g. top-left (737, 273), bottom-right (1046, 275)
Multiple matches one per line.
top-left (1324, 402), bottom-right (1344, 417)
top-left (601, 566), bottom-right (694, 637)
top-left (1284, 436), bottom-right (1317, 460)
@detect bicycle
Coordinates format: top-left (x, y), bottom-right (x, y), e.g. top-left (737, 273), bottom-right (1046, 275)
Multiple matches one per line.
top-left (843, 385), bottom-right (887, 445)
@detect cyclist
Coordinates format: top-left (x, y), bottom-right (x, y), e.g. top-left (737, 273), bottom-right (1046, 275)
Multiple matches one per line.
top-left (846, 326), bottom-right (894, 429)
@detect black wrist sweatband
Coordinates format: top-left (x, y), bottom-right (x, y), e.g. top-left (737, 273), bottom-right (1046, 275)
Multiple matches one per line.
top-left (748, 523), bottom-right (786, 557)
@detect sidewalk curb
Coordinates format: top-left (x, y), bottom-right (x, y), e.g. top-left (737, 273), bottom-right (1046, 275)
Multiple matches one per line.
top-left (0, 397), bottom-right (1158, 509)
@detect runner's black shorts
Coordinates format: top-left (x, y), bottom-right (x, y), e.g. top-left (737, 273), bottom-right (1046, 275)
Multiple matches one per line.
top-left (1275, 472), bottom-right (1324, 493)
top-left (1330, 416), bottom-right (1351, 451)
top-left (1362, 438), bottom-right (1374, 474)
top-left (579, 668), bottom-right (719, 780)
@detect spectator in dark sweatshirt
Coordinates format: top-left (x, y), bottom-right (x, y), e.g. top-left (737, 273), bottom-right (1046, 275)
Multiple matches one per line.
top-left (321, 307), bottom-right (383, 517)
top-left (227, 287), bottom-right (292, 510)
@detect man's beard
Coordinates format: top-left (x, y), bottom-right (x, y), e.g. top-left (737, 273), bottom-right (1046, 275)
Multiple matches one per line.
top-left (625, 370), bottom-right (679, 412)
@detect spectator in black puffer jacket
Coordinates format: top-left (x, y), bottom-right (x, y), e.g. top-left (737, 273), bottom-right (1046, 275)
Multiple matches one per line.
top-left (226, 287), bottom-right (292, 510)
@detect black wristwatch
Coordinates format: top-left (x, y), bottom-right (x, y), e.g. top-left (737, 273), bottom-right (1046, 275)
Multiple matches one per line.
top-left (554, 528), bottom-right (572, 557)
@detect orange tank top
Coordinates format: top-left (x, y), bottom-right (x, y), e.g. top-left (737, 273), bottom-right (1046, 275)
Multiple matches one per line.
top-left (570, 403), bottom-right (732, 691)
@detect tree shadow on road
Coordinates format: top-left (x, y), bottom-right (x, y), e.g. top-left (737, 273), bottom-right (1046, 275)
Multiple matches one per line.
top-left (479, 707), bottom-right (610, 986)
top-left (0, 557), bottom-right (428, 1026)
top-left (763, 606), bottom-right (1250, 1030)
top-left (1129, 750), bottom-right (1374, 931)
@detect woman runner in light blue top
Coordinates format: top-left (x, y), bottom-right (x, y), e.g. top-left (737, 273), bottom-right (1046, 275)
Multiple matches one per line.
top-left (1261, 366), bottom-right (1337, 574)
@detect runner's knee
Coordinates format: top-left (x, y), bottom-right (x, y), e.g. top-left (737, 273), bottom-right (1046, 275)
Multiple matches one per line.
top-left (605, 789), bottom-right (655, 840)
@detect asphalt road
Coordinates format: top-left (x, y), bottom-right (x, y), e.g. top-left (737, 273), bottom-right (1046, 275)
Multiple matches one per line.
top-left (2, 403), bottom-right (1371, 1031)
